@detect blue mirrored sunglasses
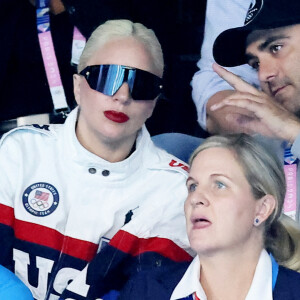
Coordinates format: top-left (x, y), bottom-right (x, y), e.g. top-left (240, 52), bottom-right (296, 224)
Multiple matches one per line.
top-left (79, 64), bottom-right (163, 100)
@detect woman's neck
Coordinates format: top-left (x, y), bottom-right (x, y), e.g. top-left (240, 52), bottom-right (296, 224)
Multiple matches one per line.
top-left (76, 124), bottom-right (137, 163)
top-left (199, 245), bottom-right (263, 300)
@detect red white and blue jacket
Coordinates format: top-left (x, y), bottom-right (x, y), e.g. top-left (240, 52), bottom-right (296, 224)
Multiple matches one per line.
top-left (0, 108), bottom-right (193, 299)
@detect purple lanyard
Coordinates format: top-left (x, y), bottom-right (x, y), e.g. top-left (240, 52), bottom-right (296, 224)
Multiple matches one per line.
top-left (36, 0), bottom-right (85, 118)
top-left (283, 145), bottom-right (298, 220)
top-left (71, 27), bottom-right (86, 66)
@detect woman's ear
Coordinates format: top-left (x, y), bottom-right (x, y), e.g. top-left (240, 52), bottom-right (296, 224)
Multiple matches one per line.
top-left (254, 195), bottom-right (276, 226)
top-left (73, 74), bottom-right (81, 105)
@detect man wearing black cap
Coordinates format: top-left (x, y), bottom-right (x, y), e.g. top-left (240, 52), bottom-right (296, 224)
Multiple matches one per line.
top-left (210, 0), bottom-right (300, 223)
top-left (209, 0), bottom-right (300, 135)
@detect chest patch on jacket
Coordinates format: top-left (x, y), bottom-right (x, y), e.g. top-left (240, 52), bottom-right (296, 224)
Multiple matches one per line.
top-left (22, 182), bottom-right (59, 217)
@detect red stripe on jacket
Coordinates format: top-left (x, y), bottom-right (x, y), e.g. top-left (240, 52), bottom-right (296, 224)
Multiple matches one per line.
top-left (110, 229), bottom-right (192, 262)
top-left (0, 204), bottom-right (97, 261)
top-left (0, 204), bottom-right (191, 263)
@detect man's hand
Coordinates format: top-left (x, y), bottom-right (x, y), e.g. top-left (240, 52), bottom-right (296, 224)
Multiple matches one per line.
top-left (209, 64), bottom-right (300, 142)
top-left (206, 90), bottom-right (256, 134)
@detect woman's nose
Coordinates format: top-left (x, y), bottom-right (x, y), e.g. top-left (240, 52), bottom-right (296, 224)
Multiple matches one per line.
top-left (112, 83), bottom-right (132, 104)
top-left (189, 190), bottom-right (210, 207)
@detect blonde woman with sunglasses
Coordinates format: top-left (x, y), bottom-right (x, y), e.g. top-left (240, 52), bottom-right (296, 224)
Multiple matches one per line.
top-left (0, 20), bottom-right (192, 300)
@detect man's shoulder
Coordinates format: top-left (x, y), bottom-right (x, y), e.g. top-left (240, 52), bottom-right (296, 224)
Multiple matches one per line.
top-left (254, 134), bottom-right (283, 156)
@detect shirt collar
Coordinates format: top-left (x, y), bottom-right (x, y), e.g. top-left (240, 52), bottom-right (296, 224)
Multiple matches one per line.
top-left (246, 249), bottom-right (273, 300)
top-left (62, 107), bottom-right (149, 179)
top-left (171, 255), bottom-right (206, 300)
top-left (171, 249), bottom-right (273, 300)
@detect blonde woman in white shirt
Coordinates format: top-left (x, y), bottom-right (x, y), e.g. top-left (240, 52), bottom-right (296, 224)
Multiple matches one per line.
top-left (172, 134), bottom-right (300, 300)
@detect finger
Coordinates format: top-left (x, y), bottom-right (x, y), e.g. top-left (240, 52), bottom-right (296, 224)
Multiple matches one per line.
top-left (212, 63), bottom-right (259, 94)
top-left (220, 105), bottom-right (256, 117)
top-left (210, 90), bottom-right (267, 110)
top-left (237, 119), bottom-right (274, 137)
top-left (221, 91), bottom-right (266, 104)
top-left (210, 98), bottom-right (263, 115)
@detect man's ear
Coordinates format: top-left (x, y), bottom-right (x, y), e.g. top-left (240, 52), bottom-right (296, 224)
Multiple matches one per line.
top-left (73, 74), bottom-right (81, 105)
top-left (255, 195), bottom-right (276, 225)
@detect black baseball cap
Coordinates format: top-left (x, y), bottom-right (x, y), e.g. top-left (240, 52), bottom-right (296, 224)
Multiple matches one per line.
top-left (213, 0), bottom-right (300, 67)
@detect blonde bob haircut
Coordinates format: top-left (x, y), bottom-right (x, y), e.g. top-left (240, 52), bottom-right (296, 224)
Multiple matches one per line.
top-left (189, 134), bottom-right (300, 272)
top-left (77, 19), bottom-right (164, 76)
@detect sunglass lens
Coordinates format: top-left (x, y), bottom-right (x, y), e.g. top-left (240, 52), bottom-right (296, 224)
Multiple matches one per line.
top-left (81, 65), bottom-right (162, 100)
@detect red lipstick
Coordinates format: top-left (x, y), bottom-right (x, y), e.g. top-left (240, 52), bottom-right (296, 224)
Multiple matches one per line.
top-left (104, 110), bottom-right (129, 123)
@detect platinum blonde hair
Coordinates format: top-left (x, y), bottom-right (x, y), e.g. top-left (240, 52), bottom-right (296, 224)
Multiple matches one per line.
top-left (189, 134), bottom-right (300, 271)
top-left (78, 19), bottom-right (164, 76)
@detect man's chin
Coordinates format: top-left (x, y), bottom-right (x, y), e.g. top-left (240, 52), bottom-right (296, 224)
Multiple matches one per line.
top-left (279, 95), bottom-right (300, 118)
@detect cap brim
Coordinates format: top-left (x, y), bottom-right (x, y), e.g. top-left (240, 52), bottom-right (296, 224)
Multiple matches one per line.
top-left (213, 26), bottom-right (251, 67)
top-left (213, 15), bottom-right (300, 67)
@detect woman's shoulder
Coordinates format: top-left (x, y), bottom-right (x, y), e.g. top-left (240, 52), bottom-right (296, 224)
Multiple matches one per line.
top-left (278, 265), bottom-right (300, 281)
top-left (141, 130), bottom-right (191, 176)
top-left (0, 124), bottom-right (64, 161)
top-left (0, 123), bottom-right (63, 146)
top-left (273, 266), bottom-right (300, 299)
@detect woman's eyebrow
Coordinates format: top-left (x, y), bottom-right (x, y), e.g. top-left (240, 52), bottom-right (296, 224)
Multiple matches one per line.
top-left (186, 176), bottom-right (195, 185)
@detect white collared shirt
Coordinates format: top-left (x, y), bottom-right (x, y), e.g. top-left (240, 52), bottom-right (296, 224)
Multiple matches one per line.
top-left (171, 249), bottom-right (273, 300)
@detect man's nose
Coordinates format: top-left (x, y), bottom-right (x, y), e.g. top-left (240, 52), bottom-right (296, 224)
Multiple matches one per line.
top-left (258, 55), bottom-right (279, 83)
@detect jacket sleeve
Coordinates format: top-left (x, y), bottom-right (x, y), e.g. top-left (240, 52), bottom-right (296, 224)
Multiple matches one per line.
top-left (60, 229), bottom-right (192, 299)
top-left (0, 134), bottom-right (22, 270)
top-left (60, 170), bottom-right (193, 299)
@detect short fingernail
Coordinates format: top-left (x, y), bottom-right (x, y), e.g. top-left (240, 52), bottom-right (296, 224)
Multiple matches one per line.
top-left (210, 104), bottom-right (218, 110)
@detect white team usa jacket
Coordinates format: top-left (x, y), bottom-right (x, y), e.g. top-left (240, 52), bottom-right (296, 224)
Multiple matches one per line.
top-left (0, 108), bottom-right (193, 300)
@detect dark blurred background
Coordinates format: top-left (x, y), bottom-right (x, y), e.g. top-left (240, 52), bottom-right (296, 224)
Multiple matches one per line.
top-left (0, 0), bottom-right (208, 137)
top-left (146, 0), bottom-right (207, 137)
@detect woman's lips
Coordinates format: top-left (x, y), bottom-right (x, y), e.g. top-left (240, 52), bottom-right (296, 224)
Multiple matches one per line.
top-left (104, 110), bottom-right (129, 123)
top-left (192, 217), bottom-right (211, 230)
